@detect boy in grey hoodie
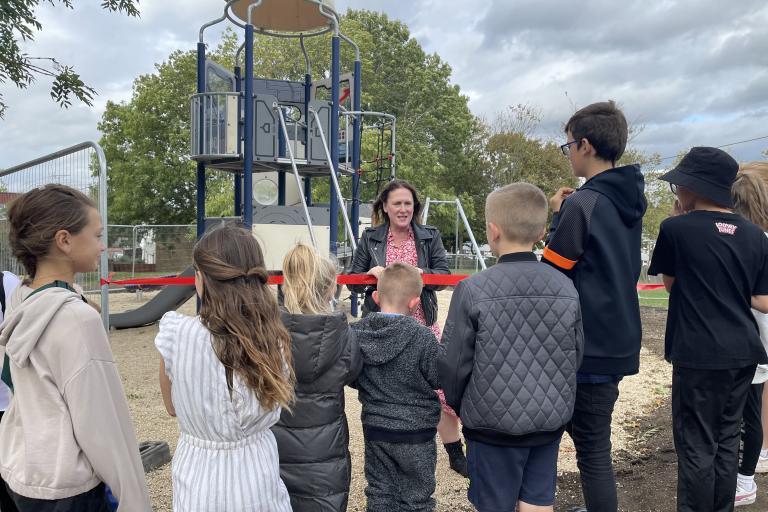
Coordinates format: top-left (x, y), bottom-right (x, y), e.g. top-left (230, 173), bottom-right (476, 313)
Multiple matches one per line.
top-left (351, 262), bottom-right (441, 512)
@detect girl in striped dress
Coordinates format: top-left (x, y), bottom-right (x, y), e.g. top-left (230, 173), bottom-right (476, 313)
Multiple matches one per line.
top-left (155, 224), bottom-right (294, 511)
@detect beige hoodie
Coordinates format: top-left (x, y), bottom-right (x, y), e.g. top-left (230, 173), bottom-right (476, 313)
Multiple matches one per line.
top-left (0, 285), bottom-right (151, 511)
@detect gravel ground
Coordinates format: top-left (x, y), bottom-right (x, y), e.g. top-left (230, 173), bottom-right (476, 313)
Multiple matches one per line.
top-left (108, 289), bottom-right (671, 511)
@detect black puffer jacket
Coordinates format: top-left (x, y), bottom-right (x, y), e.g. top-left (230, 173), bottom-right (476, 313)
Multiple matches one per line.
top-left (272, 311), bottom-right (362, 512)
top-left (348, 222), bottom-right (450, 326)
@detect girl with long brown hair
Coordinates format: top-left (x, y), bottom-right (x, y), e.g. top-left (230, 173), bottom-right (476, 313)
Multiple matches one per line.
top-left (272, 244), bottom-right (361, 512)
top-left (155, 223), bottom-right (293, 511)
top-left (732, 162), bottom-right (768, 506)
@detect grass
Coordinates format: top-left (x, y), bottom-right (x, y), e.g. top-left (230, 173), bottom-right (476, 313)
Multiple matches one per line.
top-left (638, 288), bottom-right (669, 309)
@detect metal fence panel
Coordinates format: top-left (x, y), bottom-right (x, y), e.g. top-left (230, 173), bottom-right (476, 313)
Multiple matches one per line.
top-left (107, 224), bottom-right (197, 279)
top-left (0, 142), bottom-right (109, 328)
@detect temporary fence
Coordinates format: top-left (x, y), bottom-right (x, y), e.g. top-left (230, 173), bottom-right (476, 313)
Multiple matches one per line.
top-left (0, 142), bottom-right (109, 328)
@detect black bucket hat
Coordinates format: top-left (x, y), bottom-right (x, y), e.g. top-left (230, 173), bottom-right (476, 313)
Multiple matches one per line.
top-left (660, 146), bottom-right (739, 208)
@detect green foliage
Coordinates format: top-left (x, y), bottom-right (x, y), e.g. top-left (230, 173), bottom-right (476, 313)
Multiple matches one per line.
top-left (0, 0), bottom-right (140, 118)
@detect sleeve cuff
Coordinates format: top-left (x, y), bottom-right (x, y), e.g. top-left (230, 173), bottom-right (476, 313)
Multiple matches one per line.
top-left (542, 246), bottom-right (577, 270)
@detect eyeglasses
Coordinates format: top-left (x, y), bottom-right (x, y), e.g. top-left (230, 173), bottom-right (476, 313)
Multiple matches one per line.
top-left (669, 183), bottom-right (678, 195)
top-left (560, 140), bottom-right (578, 156)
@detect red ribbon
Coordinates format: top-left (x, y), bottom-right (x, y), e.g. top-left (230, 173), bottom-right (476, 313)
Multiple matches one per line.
top-left (636, 283), bottom-right (666, 291)
top-left (100, 274), bottom-right (668, 291)
top-left (100, 273), bottom-right (468, 287)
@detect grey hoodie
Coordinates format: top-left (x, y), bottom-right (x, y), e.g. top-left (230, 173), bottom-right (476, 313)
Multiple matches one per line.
top-left (351, 314), bottom-right (441, 438)
top-left (0, 285), bottom-right (151, 510)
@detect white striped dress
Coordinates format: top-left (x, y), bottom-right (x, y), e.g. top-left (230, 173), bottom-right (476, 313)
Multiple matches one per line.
top-left (155, 311), bottom-right (292, 512)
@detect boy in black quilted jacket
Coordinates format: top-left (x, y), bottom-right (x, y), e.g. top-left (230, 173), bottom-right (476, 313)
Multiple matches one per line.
top-left (439, 183), bottom-right (583, 512)
top-left (351, 263), bottom-right (441, 512)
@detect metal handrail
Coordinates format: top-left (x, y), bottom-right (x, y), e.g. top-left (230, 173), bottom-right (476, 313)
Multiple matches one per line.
top-left (275, 105), bottom-right (318, 248)
top-left (309, 107), bottom-right (357, 251)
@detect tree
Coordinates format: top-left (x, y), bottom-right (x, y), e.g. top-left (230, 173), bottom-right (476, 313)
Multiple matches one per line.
top-left (0, 0), bottom-right (139, 118)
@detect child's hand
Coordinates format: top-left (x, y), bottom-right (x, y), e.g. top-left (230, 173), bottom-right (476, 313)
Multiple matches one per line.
top-left (367, 266), bottom-right (385, 279)
top-left (550, 187), bottom-right (575, 212)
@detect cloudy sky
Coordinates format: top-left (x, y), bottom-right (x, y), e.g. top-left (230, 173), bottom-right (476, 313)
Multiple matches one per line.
top-left (1, 0), bottom-right (767, 169)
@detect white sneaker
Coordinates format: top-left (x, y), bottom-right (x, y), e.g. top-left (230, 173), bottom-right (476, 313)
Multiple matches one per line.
top-left (756, 454), bottom-right (768, 473)
top-left (735, 480), bottom-right (757, 507)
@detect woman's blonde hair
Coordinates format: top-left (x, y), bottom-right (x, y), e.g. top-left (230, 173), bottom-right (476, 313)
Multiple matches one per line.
top-left (193, 223), bottom-right (294, 411)
top-left (282, 243), bottom-right (337, 315)
top-left (732, 162), bottom-right (768, 231)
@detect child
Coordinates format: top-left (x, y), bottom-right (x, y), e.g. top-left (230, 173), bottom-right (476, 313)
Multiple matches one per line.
top-left (731, 167), bottom-right (768, 506)
top-left (272, 243), bottom-right (362, 512)
top-left (439, 183), bottom-right (584, 512)
top-left (543, 100), bottom-right (646, 512)
top-left (0, 271), bottom-right (21, 512)
top-left (351, 262), bottom-right (441, 512)
top-left (648, 147), bottom-right (768, 512)
top-left (155, 224), bottom-right (293, 511)
top-left (0, 185), bottom-right (151, 511)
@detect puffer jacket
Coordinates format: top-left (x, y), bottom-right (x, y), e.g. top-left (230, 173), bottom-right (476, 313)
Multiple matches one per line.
top-left (439, 252), bottom-right (584, 446)
top-left (272, 311), bottom-right (361, 512)
top-left (348, 222), bottom-right (450, 326)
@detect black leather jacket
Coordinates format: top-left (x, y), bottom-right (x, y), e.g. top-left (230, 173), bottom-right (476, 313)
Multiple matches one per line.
top-left (349, 222), bottom-right (450, 325)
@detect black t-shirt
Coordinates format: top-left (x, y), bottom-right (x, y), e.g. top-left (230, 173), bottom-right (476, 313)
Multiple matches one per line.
top-left (649, 210), bottom-right (768, 369)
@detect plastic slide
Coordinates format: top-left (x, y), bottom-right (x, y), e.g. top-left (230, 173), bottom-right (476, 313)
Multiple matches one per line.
top-left (109, 266), bottom-right (196, 329)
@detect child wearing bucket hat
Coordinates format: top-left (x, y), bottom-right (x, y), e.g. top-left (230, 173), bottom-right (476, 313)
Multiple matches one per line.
top-left (648, 147), bottom-right (768, 512)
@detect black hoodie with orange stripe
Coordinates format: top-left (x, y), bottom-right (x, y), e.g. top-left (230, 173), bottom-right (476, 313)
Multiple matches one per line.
top-left (542, 164), bottom-right (647, 376)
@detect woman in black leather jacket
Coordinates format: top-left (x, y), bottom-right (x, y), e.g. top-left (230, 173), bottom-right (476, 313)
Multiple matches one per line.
top-left (348, 179), bottom-right (468, 476)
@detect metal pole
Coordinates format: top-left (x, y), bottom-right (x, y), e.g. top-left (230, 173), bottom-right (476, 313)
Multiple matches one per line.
top-left (94, 143), bottom-right (109, 330)
top-left (310, 109), bottom-right (357, 250)
top-left (196, 42), bottom-right (206, 239)
top-left (243, 21), bottom-right (255, 229)
top-left (131, 225), bottom-right (138, 279)
top-left (456, 198), bottom-right (486, 270)
top-left (329, 32), bottom-right (341, 255)
top-left (423, 197), bottom-right (431, 225)
top-left (277, 107), bottom-right (317, 247)
top-left (278, 171), bottom-right (286, 206)
top-left (351, 58), bottom-right (362, 316)
top-left (234, 65), bottom-right (242, 217)
top-left (455, 208), bottom-right (460, 270)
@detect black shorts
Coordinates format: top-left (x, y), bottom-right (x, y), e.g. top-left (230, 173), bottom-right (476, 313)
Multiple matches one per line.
top-left (467, 435), bottom-right (562, 510)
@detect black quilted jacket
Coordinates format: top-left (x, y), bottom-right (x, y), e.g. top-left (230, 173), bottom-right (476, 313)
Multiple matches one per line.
top-left (438, 252), bottom-right (584, 446)
top-left (272, 311), bottom-right (362, 512)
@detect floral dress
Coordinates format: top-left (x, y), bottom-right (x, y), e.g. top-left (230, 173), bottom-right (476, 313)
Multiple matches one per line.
top-left (385, 227), bottom-right (457, 417)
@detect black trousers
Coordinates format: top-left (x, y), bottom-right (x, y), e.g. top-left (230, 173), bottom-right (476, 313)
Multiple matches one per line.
top-left (5, 482), bottom-right (109, 512)
top-left (565, 381), bottom-right (620, 512)
top-left (739, 383), bottom-right (764, 476)
top-left (673, 365), bottom-right (755, 512)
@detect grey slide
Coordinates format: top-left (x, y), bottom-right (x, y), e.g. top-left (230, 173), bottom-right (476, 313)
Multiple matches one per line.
top-left (109, 266), bottom-right (196, 329)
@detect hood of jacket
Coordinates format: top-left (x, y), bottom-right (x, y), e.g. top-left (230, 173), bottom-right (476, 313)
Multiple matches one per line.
top-left (353, 313), bottom-right (418, 365)
top-left (280, 310), bottom-right (351, 384)
top-left (580, 164), bottom-right (647, 227)
top-left (0, 286), bottom-right (83, 368)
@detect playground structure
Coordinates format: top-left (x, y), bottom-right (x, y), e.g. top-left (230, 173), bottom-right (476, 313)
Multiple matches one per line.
top-left (191, 0), bottom-right (396, 271)
top-left (1, 0), bottom-right (484, 330)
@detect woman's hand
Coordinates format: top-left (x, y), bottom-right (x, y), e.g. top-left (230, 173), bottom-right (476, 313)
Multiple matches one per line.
top-left (367, 266), bottom-right (385, 279)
